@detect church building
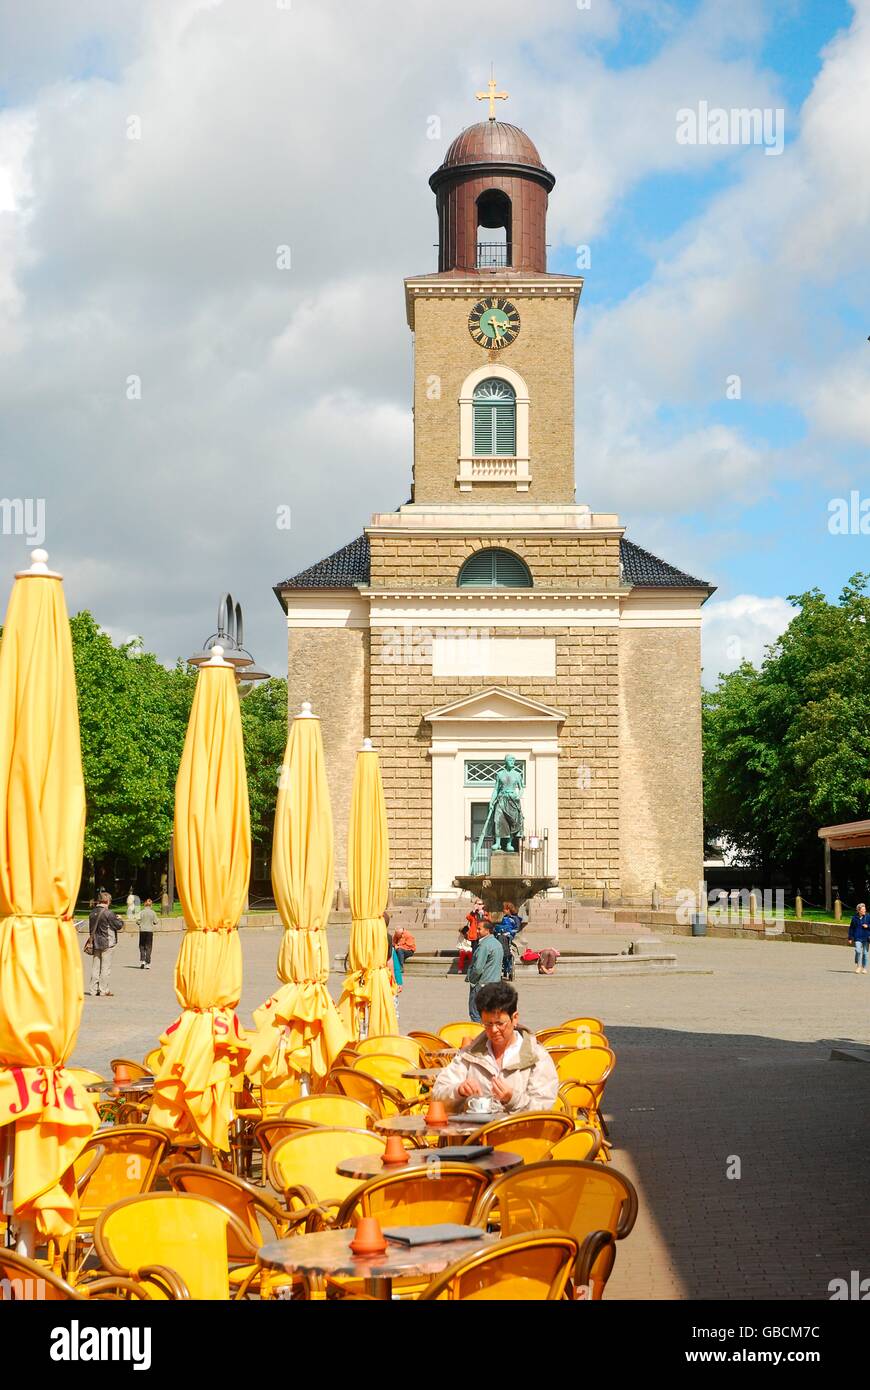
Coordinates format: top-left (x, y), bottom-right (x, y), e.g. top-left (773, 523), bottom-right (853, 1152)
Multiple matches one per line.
top-left (275, 94), bottom-right (713, 906)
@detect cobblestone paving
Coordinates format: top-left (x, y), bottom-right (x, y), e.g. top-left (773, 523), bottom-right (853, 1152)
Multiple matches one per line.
top-left (72, 928), bottom-right (870, 1300)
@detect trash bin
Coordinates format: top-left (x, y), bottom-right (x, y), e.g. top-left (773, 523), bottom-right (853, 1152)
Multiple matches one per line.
top-left (691, 914), bottom-right (707, 937)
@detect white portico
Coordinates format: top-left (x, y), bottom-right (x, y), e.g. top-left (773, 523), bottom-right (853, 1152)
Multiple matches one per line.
top-left (424, 686), bottom-right (564, 898)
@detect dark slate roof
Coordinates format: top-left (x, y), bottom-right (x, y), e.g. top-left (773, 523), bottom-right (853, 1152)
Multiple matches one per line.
top-left (275, 532), bottom-right (710, 605)
top-left (275, 535), bottom-right (371, 593)
top-left (619, 538), bottom-right (709, 589)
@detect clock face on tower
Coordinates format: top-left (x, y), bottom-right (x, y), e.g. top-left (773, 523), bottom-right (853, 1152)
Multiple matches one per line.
top-left (468, 297), bottom-right (521, 350)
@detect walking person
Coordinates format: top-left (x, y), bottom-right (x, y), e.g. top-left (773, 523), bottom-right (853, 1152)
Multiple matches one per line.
top-left (466, 915), bottom-right (503, 1024)
top-left (138, 896), bottom-right (158, 969)
top-left (86, 891), bottom-right (125, 996)
top-left (848, 902), bottom-right (870, 974)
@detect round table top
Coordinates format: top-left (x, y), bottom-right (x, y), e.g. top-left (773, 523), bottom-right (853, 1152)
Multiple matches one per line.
top-left (258, 1226), bottom-right (498, 1281)
top-left (336, 1149), bottom-right (523, 1179)
top-left (401, 1068), bottom-right (443, 1081)
top-left (374, 1113), bottom-right (504, 1139)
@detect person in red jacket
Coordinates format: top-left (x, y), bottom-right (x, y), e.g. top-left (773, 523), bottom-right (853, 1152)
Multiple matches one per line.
top-left (392, 925), bottom-right (416, 969)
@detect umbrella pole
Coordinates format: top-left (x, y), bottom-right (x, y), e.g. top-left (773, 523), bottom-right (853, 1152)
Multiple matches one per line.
top-left (15, 1218), bottom-right (36, 1258)
top-left (0, 1129), bottom-right (33, 1256)
top-left (300, 1071), bottom-right (311, 1097)
top-left (1, 1126), bottom-right (14, 1243)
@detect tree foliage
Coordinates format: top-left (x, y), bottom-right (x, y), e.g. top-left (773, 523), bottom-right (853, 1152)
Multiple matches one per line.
top-left (704, 573), bottom-right (870, 880)
top-left (239, 676), bottom-right (287, 850)
top-left (71, 612), bottom-right (195, 865)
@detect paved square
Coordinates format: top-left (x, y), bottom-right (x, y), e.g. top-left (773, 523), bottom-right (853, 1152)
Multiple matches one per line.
top-left (72, 927), bottom-right (870, 1300)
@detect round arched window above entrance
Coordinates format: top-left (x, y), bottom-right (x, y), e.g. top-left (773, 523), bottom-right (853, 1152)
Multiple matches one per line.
top-left (457, 547), bottom-right (532, 588)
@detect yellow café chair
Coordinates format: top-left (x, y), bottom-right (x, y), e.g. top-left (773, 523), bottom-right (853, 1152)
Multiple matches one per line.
top-left (560, 1016), bottom-right (604, 1034)
top-left (546, 1127), bottom-right (602, 1164)
top-left (66, 1125), bottom-right (168, 1278)
top-left (471, 1159), bottom-right (638, 1297)
top-left (418, 1230), bottom-right (578, 1301)
top-left (438, 1022), bottom-right (478, 1049)
top-left (542, 1028), bottom-right (609, 1050)
top-left (167, 1165), bottom-right (310, 1299)
top-left (408, 1029), bottom-right (449, 1051)
top-left (350, 1052), bottom-right (422, 1102)
top-left (355, 1035), bottom-right (422, 1067)
top-left (267, 1127), bottom-right (388, 1226)
top-left (466, 1112), bottom-right (574, 1163)
top-left (326, 1066), bottom-right (407, 1118)
top-left (259, 1073), bottom-right (304, 1118)
top-left (109, 1058), bottom-right (153, 1081)
top-left (142, 1047), bottom-right (164, 1073)
top-left (554, 1047), bottom-right (616, 1131)
top-left (280, 1093), bottom-right (377, 1130)
top-left (0, 1249), bottom-right (152, 1301)
top-left (94, 1192), bottom-right (256, 1300)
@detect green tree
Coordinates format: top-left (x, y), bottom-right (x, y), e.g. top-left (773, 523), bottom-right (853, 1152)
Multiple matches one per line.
top-left (70, 612), bottom-right (195, 870)
top-left (239, 677), bottom-right (287, 849)
top-left (704, 573), bottom-right (870, 885)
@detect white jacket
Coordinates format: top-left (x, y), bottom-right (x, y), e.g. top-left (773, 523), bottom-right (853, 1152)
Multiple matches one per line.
top-left (431, 1028), bottom-right (559, 1113)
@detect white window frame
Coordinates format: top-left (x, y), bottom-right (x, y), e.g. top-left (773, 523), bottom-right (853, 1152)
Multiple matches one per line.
top-left (457, 363), bottom-right (530, 492)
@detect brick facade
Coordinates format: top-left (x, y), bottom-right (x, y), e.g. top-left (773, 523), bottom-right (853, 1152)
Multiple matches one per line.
top-left (411, 291), bottom-right (577, 504)
top-left (368, 623), bottom-right (618, 896)
top-left (286, 623), bottom-right (368, 891)
top-left (618, 626), bottom-right (704, 903)
top-left (368, 531), bottom-right (621, 590)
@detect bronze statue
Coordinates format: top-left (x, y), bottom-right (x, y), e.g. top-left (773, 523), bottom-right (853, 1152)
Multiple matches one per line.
top-left (489, 754), bottom-right (525, 852)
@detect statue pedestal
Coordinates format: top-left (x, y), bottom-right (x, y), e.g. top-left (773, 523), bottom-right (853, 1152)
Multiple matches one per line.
top-left (490, 851), bottom-right (521, 878)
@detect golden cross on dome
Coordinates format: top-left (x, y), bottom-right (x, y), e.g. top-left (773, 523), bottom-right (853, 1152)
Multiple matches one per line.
top-left (476, 66), bottom-right (508, 121)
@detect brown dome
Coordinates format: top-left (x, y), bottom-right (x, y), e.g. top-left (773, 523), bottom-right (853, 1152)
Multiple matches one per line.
top-left (431, 121), bottom-right (555, 193)
top-left (444, 121), bottom-right (545, 169)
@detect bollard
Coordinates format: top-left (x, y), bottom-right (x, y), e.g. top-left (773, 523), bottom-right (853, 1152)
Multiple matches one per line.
top-left (794, 894), bottom-right (803, 920)
top-left (834, 897), bottom-right (842, 921)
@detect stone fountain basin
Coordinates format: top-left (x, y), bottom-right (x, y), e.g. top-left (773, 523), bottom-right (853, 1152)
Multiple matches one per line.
top-left (402, 949), bottom-right (679, 978)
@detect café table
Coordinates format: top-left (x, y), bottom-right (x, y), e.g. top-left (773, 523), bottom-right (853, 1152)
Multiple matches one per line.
top-left (258, 1226), bottom-right (499, 1300)
top-left (374, 1113), bottom-right (503, 1143)
top-left (336, 1149), bottom-right (523, 1180)
top-left (401, 1068), bottom-right (443, 1082)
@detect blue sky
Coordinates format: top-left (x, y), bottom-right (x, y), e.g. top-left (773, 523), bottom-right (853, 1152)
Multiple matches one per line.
top-left (0, 0), bottom-right (867, 681)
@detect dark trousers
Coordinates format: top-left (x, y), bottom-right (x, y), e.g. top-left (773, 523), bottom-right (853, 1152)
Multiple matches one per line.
top-left (138, 932), bottom-right (153, 964)
top-left (395, 949), bottom-right (414, 967)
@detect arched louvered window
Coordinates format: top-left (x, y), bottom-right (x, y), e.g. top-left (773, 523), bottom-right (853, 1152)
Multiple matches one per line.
top-left (458, 548), bottom-right (533, 589)
top-left (472, 378), bottom-right (516, 456)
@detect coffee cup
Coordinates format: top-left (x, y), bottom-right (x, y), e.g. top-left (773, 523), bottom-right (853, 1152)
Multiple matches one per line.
top-left (467, 1095), bottom-right (495, 1114)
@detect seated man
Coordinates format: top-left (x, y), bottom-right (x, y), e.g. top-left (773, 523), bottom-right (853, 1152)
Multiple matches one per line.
top-left (431, 982), bottom-right (559, 1114)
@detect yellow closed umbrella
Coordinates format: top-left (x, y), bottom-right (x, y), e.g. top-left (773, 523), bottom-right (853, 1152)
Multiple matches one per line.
top-left (149, 647), bottom-right (251, 1152)
top-left (338, 739), bottom-right (397, 1039)
top-left (0, 550), bottom-right (98, 1246)
top-left (246, 701), bottom-right (349, 1087)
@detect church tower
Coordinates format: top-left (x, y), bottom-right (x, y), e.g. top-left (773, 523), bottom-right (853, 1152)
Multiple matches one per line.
top-left (408, 107), bottom-right (582, 502)
top-left (276, 85), bottom-right (712, 910)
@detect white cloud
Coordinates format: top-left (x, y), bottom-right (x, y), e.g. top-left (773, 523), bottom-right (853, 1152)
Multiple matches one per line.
top-left (701, 593), bottom-right (795, 683)
top-left (0, 0), bottom-right (866, 678)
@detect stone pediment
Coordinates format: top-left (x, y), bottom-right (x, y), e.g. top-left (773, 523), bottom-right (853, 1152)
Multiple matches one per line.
top-left (424, 686), bottom-right (565, 725)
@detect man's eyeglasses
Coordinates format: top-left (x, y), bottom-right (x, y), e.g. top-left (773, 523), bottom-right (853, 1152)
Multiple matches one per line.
top-left (481, 1018), bottom-right (512, 1032)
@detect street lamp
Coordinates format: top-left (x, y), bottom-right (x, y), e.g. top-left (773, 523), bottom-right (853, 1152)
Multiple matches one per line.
top-left (187, 592), bottom-right (270, 684)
